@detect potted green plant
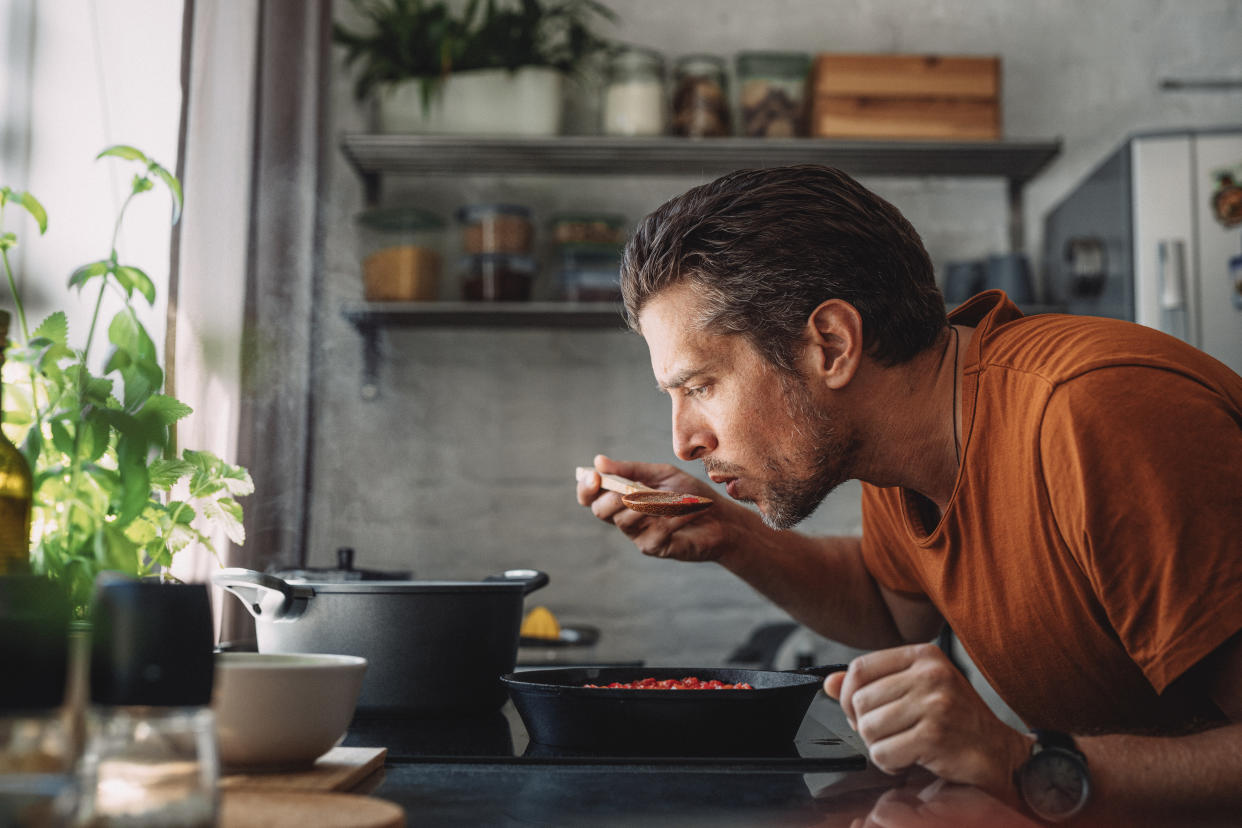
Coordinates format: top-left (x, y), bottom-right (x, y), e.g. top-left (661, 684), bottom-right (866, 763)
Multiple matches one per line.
top-left (0, 146), bottom-right (252, 616)
top-left (333, 0), bottom-right (617, 135)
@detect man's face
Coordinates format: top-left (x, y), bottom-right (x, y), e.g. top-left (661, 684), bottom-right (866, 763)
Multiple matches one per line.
top-left (639, 283), bottom-right (859, 529)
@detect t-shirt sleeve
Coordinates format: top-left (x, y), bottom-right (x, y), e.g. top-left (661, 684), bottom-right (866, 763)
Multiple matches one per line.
top-left (1040, 366), bottom-right (1242, 693)
top-left (860, 483), bottom-right (927, 597)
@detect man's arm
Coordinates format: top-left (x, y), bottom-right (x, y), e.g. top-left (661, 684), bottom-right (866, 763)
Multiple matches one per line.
top-left (577, 455), bottom-right (942, 651)
top-left (1076, 630), bottom-right (1242, 826)
top-left (717, 526), bottom-right (943, 650)
top-left (826, 632), bottom-right (1242, 826)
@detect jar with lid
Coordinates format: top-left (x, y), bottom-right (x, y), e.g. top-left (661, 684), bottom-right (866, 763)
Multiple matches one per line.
top-left (557, 244), bottom-right (624, 302)
top-left (548, 212), bottom-right (627, 247)
top-left (75, 578), bottom-right (217, 828)
top-left (601, 47), bottom-right (666, 136)
top-left (460, 254), bottom-right (536, 302)
top-left (735, 51), bottom-right (810, 137)
top-left (671, 54), bottom-right (731, 137)
top-left (356, 207), bottom-right (446, 302)
top-left (457, 204), bottom-right (534, 256)
top-left (0, 575), bottom-right (74, 827)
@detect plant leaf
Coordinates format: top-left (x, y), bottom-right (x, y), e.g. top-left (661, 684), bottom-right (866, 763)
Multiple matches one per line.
top-left (19, 191), bottom-right (48, 234)
top-left (68, 260), bottom-right (110, 291)
top-left (97, 145), bottom-right (148, 163)
top-left (148, 458), bottom-right (194, 489)
top-left (33, 311), bottom-right (68, 346)
top-left (116, 265), bottom-right (156, 304)
top-left (149, 164), bottom-right (183, 225)
top-left (139, 394), bottom-right (192, 426)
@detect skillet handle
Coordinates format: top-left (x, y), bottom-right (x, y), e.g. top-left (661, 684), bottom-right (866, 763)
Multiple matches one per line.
top-left (212, 568), bottom-right (311, 621)
top-left (787, 663), bottom-right (850, 679)
top-left (485, 568), bottom-right (550, 595)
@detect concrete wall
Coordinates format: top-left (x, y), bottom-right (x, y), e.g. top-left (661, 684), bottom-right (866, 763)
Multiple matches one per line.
top-left (308, 0), bottom-right (1242, 665)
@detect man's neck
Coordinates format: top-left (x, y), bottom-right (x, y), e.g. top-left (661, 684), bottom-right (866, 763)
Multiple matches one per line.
top-left (847, 325), bottom-right (970, 509)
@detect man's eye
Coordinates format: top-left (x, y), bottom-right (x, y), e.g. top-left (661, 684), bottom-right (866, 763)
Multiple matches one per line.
top-left (683, 385), bottom-right (708, 398)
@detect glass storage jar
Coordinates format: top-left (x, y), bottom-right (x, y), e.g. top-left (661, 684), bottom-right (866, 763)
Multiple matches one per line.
top-left (460, 254), bottom-right (536, 301)
top-left (671, 54), bottom-right (731, 137)
top-left (557, 243), bottom-right (624, 302)
top-left (735, 51), bottom-right (810, 137)
top-left (548, 212), bottom-right (627, 247)
top-left (356, 207), bottom-right (445, 302)
top-left (457, 204), bottom-right (534, 256)
top-left (601, 47), bottom-right (667, 136)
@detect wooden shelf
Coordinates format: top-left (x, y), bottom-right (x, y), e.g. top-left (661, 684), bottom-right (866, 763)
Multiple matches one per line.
top-left (340, 133), bottom-right (1061, 184)
top-left (342, 301), bottom-right (626, 329)
top-left (338, 134), bottom-right (1064, 396)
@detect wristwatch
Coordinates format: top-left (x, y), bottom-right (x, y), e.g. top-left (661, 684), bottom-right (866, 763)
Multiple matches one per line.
top-left (1015, 729), bottom-right (1090, 823)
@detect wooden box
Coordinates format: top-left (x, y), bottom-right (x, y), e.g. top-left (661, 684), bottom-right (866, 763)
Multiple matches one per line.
top-left (810, 53), bottom-right (1001, 141)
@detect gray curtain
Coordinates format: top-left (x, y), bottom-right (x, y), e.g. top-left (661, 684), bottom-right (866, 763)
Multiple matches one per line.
top-left (234, 0), bottom-right (332, 575)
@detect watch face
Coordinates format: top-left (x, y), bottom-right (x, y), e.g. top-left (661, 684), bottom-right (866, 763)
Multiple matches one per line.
top-left (1020, 748), bottom-right (1090, 821)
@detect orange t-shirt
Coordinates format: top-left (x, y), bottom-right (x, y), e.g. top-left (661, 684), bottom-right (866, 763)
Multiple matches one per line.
top-left (861, 291), bottom-right (1242, 735)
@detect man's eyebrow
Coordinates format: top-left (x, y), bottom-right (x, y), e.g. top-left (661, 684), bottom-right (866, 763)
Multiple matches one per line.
top-left (657, 367), bottom-right (702, 392)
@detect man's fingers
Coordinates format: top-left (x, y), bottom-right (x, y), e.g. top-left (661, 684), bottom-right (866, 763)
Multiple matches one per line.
top-left (824, 670), bottom-right (847, 700)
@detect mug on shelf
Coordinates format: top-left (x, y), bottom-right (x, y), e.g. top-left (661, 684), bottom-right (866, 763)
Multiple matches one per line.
top-left (984, 252), bottom-right (1036, 304)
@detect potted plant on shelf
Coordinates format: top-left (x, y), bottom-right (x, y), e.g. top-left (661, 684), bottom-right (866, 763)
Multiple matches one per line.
top-left (333, 0), bottom-right (617, 135)
top-left (0, 146), bottom-right (252, 617)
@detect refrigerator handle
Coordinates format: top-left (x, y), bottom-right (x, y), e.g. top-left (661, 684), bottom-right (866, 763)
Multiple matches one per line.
top-left (1158, 239), bottom-right (1188, 309)
top-left (1157, 239), bottom-right (1190, 343)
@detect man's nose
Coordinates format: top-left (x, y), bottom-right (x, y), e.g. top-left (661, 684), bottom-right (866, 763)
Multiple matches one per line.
top-left (672, 399), bottom-right (716, 461)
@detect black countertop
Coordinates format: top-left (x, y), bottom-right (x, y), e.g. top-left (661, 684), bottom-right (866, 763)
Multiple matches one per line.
top-left (341, 693), bottom-right (1041, 827)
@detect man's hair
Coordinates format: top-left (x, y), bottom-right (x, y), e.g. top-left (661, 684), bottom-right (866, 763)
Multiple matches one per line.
top-left (621, 165), bottom-right (946, 371)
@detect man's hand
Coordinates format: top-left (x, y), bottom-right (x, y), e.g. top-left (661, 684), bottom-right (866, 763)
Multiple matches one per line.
top-left (824, 643), bottom-right (1033, 802)
top-left (575, 454), bottom-right (750, 563)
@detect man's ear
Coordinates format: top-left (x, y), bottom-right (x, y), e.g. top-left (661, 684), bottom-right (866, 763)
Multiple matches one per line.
top-left (805, 299), bottom-right (863, 390)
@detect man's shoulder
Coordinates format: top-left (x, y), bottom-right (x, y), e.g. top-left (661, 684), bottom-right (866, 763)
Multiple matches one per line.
top-left (978, 312), bottom-right (1236, 392)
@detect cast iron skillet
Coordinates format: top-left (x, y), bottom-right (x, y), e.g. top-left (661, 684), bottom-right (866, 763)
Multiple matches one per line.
top-left (501, 664), bottom-right (847, 753)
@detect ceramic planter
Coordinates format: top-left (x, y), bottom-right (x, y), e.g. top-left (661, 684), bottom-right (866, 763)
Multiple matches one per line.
top-left (376, 67), bottom-right (565, 136)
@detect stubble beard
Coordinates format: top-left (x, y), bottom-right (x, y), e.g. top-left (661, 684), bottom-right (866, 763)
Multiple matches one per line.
top-left (757, 373), bottom-right (859, 531)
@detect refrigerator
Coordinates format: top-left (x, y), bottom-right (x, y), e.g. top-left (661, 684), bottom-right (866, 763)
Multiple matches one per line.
top-left (1043, 126), bottom-right (1242, 376)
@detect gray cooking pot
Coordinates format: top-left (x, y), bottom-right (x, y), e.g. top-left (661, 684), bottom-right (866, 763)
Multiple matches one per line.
top-left (213, 567), bottom-right (548, 716)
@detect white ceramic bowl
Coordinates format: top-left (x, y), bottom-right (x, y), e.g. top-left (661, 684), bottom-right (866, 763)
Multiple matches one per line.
top-left (212, 652), bottom-right (367, 770)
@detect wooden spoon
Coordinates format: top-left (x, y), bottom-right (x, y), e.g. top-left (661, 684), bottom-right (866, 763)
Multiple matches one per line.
top-left (576, 468), bottom-right (714, 517)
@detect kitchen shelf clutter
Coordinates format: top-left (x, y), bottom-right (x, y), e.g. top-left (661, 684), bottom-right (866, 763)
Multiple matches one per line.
top-left (338, 133), bottom-right (1061, 395)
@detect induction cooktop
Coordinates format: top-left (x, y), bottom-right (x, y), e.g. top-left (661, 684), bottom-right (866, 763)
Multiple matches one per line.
top-left (343, 696), bottom-right (867, 773)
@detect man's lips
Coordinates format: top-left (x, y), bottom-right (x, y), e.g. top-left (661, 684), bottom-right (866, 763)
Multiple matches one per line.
top-left (709, 473), bottom-right (740, 498)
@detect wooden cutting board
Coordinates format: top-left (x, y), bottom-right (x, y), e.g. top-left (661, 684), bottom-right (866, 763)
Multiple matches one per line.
top-left (220, 746), bottom-right (387, 793)
top-left (220, 790), bottom-right (405, 828)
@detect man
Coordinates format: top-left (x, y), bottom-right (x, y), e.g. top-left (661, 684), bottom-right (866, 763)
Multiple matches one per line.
top-left (576, 165), bottom-right (1242, 825)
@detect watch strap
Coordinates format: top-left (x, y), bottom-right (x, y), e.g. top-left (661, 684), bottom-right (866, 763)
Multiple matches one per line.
top-left (1029, 729), bottom-right (1087, 763)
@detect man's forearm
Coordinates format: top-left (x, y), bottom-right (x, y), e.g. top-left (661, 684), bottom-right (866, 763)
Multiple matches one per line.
top-left (1077, 723), bottom-right (1242, 827)
top-left (715, 516), bottom-right (906, 650)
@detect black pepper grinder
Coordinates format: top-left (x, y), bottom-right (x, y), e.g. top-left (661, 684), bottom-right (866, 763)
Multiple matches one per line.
top-left (75, 576), bottom-right (217, 827)
top-left (0, 574), bottom-right (74, 826)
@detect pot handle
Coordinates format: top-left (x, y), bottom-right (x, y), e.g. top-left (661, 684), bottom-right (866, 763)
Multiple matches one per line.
top-left (484, 568), bottom-right (550, 595)
top-left (787, 663), bottom-right (850, 679)
top-left (212, 568), bottom-right (311, 621)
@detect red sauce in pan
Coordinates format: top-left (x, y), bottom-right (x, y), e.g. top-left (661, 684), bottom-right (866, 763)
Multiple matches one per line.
top-left (583, 676), bottom-right (754, 690)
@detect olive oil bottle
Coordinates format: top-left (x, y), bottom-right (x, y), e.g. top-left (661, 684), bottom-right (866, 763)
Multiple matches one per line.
top-left (0, 310), bottom-right (32, 575)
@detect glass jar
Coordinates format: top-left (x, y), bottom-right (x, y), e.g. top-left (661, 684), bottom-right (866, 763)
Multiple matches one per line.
top-left (75, 580), bottom-right (217, 828)
top-left (557, 243), bottom-right (624, 302)
top-left (76, 707), bottom-right (217, 828)
top-left (460, 254), bottom-right (536, 302)
top-left (1, 575), bottom-right (74, 828)
top-left (548, 213), bottom-right (627, 247)
top-left (457, 204), bottom-right (534, 256)
top-left (735, 51), bottom-right (810, 137)
top-left (671, 55), bottom-right (731, 137)
top-left (355, 207), bottom-right (445, 302)
top-left (601, 47), bottom-right (666, 136)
